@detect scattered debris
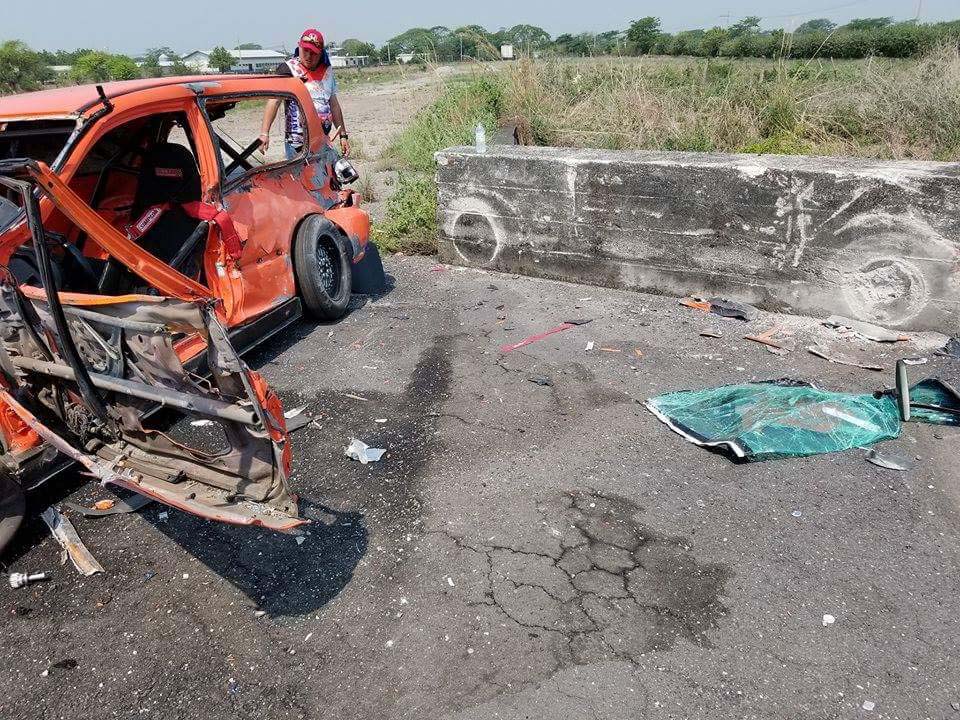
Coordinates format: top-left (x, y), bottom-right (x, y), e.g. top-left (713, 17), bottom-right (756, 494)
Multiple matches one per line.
top-left (862, 700), bottom-right (875, 712)
top-left (745, 327), bottom-right (795, 355)
top-left (158, 511), bottom-right (169, 522)
top-left (600, 347), bottom-right (622, 353)
top-left (808, 345), bottom-right (883, 372)
top-left (344, 439), bottom-right (387, 465)
top-left (824, 316), bottom-right (907, 343)
top-left (65, 494), bottom-right (152, 517)
top-left (285, 413), bottom-right (312, 433)
top-left (564, 318), bottom-right (593, 326)
top-left (8, 571), bottom-right (49, 589)
top-left (284, 406), bottom-right (307, 419)
top-left (528, 376), bottom-right (553, 387)
top-left (295, 536), bottom-right (306, 545)
top-left (375, 418), bottom-right (388, 424)
top-left (700, 330), bottom-right (723, 339)
top-left (430, 265), bottom-right (448, 272)
top-left (190, 419), bottom-right (215, 427)
top-left (681, 297), bottom-right (758, 322)
top-left (92, 500), bottom-right (115, 511)
top-left (500, 323), bottom-right (575, 353)
top-left (585, 342), bottom-right (595, 352)
top-left (40, 507), bottom-right (104, 576)
top-left (254, 610), bottom-right (267, 618)
top-left (342, 393), bottom-right (370, 402)
top-left (822, 614), bottom-right (836, 626)
top-left (866, 448), bottom-right (917, 472)
top-left (646, 380), bottom-right (902, 462)
top-left (791, 510), bottom-right (803, 518)
top-left (634, 349), bottom-right (644, 359)
top-left (938, 337), bottom-right (960, 359)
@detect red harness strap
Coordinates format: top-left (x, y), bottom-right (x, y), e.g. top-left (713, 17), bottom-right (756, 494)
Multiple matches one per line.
top-left (126, 202), bottom-right (242, 261)
top-left (182, 202), bottom-right (243, 260)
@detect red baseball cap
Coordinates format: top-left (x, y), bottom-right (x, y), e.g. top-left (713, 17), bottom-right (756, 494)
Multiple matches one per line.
top-left (299, 29), bottom-right (325, 54)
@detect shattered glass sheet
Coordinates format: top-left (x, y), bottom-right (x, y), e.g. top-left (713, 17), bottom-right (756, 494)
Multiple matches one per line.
top-left (906, 379), bottom-right (960, 427)
top-left (646, 380), bottom-right (902, 461)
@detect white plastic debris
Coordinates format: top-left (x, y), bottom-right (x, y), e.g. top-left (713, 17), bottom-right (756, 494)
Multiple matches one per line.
top-left (792, 510), bottom-right (803, 518)
top-left (446, 577), bottom-right (455, 587)
top-left (375, 418), bottom-right (388, 424)
top-left (284, 406), bottom-right (307, 419)
top-left (190, 419), bottom-right (214, 427)
top-left (585, 341), bottom-right (595, 352)
top-left (295, 536), bottom-right (306, 546)
top-left (344, 439), bottom-right (386, 464)
top-left (822, 614), bottom-right (836, 626)
top-left (862, 700), bottom-right (875, 711)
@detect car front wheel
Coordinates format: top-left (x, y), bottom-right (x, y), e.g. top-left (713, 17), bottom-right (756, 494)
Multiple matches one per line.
top-left (294, 216), bottom-right (353, 321)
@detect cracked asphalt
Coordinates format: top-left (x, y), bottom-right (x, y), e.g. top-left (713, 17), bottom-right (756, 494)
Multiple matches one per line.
top-left (1, 255), bottom-right (959, 720)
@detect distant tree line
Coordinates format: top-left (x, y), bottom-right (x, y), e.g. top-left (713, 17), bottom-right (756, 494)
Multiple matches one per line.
top-left (3, 15), bottom-right (960, 94)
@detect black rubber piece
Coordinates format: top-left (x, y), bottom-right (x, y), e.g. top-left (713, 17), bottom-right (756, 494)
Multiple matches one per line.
top-left (350, 241), bottom-right (387, 295)
top-left (0, 474), bottom-right (25, 557)
top-left (293, 216), bottom-right (353, 321)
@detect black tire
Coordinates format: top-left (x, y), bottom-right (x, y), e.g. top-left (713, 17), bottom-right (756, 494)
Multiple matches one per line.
top-left (294, 216), bottom-right (353, 321)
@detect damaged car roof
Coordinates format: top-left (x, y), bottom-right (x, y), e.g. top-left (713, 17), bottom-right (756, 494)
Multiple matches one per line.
top-left (0, 75), bottom-right (275, 120)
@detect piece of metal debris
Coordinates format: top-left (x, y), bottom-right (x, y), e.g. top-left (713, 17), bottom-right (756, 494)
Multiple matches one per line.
top-left (866, 448), bottom-right (917, 472)
top-left (342, 393), bottom-right (370, 402)
top-left (190, 419), bottom-right (215, 427)
top-left (500, 323), bottom-right (575, 353)
top-left (8, 571), bottom-right (49, 589)
top-left (564, 318), bottom-right (593, 326)
top-left (700, 330), bottom-right (723, 339)
top-left (938, 337), bottom-right (960, 358)
top-left (344, 439), bottom-right (387, 465)
top-left (824, 316), bottom-right (908, 343)
top-left (528, 376), bottom-right (553, 387)
top-left (40, 507), bottom-right (104, 576)
top-left (745, 327), bottom-right (795, 354)
top-left (285, 413), bottom-right (312, 433)
top-left (808, 345), bottom-right (884, 372)
top-left (585, 341), bottom-right (595, 352)
top-left (681, 297), bottom-right (758, 321)
top-left (284, 406), bottom-right (307, 419)
top-left (64, 494), bottom-right (153, 518)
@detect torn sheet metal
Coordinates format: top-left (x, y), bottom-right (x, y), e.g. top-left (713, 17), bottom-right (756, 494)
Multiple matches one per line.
top-left (866, 448), bottom-right (917, 472)
top-left (40, 507), bottom-right (104, 576)
top-left (824, 316), bottom-right (908, 343)
top-left (808, 344), bottom-right (884, 372)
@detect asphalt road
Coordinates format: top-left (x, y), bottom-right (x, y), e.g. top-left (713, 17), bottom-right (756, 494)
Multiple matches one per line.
top-left (1, 255), bottom-right (958, 720)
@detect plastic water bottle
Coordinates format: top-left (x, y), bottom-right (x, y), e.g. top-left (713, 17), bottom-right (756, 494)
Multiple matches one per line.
top-left (475, 122), bottom-right (487, 153)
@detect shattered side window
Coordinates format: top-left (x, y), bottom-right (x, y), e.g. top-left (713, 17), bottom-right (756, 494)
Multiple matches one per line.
top-left (0, 119), bottom-right (75, 165)
top-left (205, 96), bottom-right (299, 185)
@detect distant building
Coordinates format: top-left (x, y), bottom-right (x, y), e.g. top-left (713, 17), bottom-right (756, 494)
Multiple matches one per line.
top-left (46, 65), bottom-right (72, 76)
top-left (500, 44), bottom-right (515, 60)
top-left (396, 53), bottom-right (417, 64)
top-left (181, 48), bottom-right (286, 74)
top-left (330, 55), bottom-right (369, 69)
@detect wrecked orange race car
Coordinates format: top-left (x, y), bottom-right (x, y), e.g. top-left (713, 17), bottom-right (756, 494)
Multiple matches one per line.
top-left (0, 75), bottom-right (385, 551)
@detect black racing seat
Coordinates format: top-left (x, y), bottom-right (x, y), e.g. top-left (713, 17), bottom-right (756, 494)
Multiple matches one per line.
top-left (100, 143), bottom-right (206, 293)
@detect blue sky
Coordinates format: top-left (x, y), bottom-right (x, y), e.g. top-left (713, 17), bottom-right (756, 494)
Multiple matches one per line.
top-left (6, 0), bottom-right (956, 54)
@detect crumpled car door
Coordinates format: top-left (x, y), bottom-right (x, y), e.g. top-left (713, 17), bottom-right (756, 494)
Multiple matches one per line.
top-left (0, 159), bottom-right (304, 531)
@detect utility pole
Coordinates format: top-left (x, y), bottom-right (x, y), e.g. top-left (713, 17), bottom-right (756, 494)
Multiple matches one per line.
top-left (915, 0), bottom-right (924, 20)
top-left (460, 36), bottom-right (464, 62)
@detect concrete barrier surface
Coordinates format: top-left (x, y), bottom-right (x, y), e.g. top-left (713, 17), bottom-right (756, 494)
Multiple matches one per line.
top-left (435, 146), bottom-right (960, 334)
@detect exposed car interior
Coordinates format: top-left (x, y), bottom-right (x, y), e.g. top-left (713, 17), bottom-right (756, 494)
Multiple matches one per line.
top-left (6, 112), bottom-right (210, 295)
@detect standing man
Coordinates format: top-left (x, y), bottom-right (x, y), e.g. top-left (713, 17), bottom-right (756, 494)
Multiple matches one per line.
top-left (259, 28), bottom-right (350, 159)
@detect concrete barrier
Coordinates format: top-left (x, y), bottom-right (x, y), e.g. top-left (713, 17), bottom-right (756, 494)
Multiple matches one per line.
top-left (435, 146), bottom-right (960, 334)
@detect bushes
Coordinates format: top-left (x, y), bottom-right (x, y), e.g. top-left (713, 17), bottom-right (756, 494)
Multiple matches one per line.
top-left (0, 41), bottom-right (52, 94)
top-left (501, 47), bottom-right (960, 161)
top-left (375, 74), bottom-right (504, 253)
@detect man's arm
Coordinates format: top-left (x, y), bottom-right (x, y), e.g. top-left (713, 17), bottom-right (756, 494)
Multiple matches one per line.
top-left (258, 99), bottom-right (281, 154)
top-left (329, 95), bottom-right (350, 157)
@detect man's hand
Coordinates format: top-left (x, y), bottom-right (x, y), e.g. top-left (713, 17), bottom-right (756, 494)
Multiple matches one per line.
top-left (340, 137), bottom-right (351, 157)
top-left (258, 133), bottom-right (270, 154)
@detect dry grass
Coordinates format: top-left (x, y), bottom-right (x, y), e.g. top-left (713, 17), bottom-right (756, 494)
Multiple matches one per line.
top-left (503, 46), bottom-right (960, 160)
